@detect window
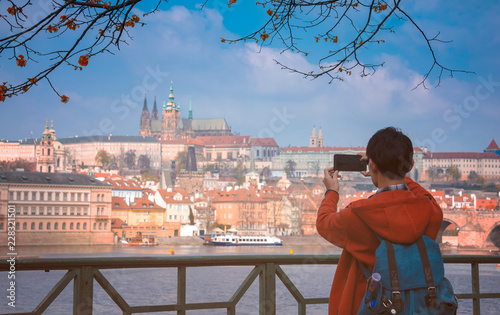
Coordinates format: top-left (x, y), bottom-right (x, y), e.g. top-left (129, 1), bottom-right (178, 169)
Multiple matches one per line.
top-left (16, 222), bottom-right (20, 230)
top-left (71, 193), bottom-right (75, 201)
top-left (23, 206), bottom-right (28, 215)
top-left (84, 194), bottom-right (88, 201)
top-left (62, 222), bottom-right (66, 230)
top-left (70, 207), bottom-right (75, 215)
top-left (55, 193), bottom-right (60, 201)
top-left (47, 207), bottom-right (52, 215)
top-left (39, 222), bottom-right (43, 230)
top-left (83, 223), bottom-right (87, 230)
top-left (70, 222), bottom-right (74, 230)
top-left (31, 222), bottom-right (35, 230)
top-left (54, 223), bottom-right (58, 230)
top-left (63, 193), bottom-right (67, 201)
top-left (93, 223), bottom-right (96, 230)
top-left (23, 222), bottom-right (27, 230)
top-left (104, 223), bottom-right (107, 229)
top-left (78, 193), bottom-right (81, 201)
top-left (39, 207), bottom-right (44, 215)
top-left (17, 192), bottom-right (21, 200)
top-left (47, 193), bottom-right (52, 201)
top-left (63, 207), bottom-right (67, 215)
top-left (217, 153), bottom-right (222, 160)
top-left (40, 192), bottom-right (45, 201)
top-left (55, 207), bottom-right (59, 215)
top-left (47, 222), bottom-right (51, 230)
top-left (99, 223), bottom-right (102, 230)
top-left (207, 153), bottom-right (212, 160)
top-left (16, 206), bottom-right (20, 215)
top-left (24, 192), bottom-right (29, 200)
top-left (32, 192), bottom-right (37, 200)
top-left (83, 207), bottom-right (88, 215)
top-left (9, 192), bottom-right (14, 200)
top-left (77, 223), bottom-right (80, 230)
top-left (77, 207), bottom-right (81, 215)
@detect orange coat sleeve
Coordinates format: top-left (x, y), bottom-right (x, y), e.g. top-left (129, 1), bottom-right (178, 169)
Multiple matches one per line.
top-left (316, 191), bottom-right (351, 249)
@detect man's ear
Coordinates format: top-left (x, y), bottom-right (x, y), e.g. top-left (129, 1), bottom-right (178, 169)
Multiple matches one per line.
top-left (369, 159), bottom-right (377, 174)
top-left (408, 159), bottom-right (414, 173)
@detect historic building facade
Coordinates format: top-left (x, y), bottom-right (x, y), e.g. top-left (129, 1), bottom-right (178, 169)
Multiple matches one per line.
top-left (139, 83), bottom-right (232, 140)
top-left (0, 171), bottom-right (113, 245)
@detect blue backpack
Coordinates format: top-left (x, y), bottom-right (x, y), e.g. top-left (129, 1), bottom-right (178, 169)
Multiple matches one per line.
top-left (357, 235), bottom-right (458, 315)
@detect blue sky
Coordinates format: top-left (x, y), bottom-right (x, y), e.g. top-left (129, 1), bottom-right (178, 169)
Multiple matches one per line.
top-left (1, 0), bottom-right (499, 152)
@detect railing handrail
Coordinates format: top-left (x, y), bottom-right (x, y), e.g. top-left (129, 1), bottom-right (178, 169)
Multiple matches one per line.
top-left (1, 254), bottom-right (499, 271)
top-left (1, 254), bottom-right (499, 315)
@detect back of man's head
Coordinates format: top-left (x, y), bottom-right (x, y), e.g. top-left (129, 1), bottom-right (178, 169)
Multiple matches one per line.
top-left (366, 127), bottom-right (413, 179)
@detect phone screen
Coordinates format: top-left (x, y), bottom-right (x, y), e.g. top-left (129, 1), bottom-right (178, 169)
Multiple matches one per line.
top-left (334, 154), bottom-right (367, 172)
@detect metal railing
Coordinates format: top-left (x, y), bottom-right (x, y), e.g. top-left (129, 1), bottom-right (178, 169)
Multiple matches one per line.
top-left (1, 255), bottom-right (499, 315)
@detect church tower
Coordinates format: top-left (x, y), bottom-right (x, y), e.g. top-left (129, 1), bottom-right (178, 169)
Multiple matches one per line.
top-left (150, 97), bottom-right (161, 139)
top-left (161, 82), bottom-right (180, 140)
top-left (37, 120), bottom-right (56, 173)
top-left (317, 127), bottom-right (324, 147)
top-left (139, 96), bottom-right (151, 136)
top-left (309, 126), bottom-right (318, 147)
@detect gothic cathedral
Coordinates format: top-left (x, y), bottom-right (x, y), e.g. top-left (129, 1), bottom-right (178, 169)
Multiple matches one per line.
top-left (139, 83), bottom-right (232, 140)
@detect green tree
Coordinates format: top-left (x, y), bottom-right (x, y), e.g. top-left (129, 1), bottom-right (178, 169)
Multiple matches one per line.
top-left (138, 155), bottom-right (150, 169)
top-left (447, 166), bottom-right (461, 181)
top-left (468, 171), bottom-right (479, 182)
top-left (95, 149), bottom-right (110, 167)
top-left (285, 160), bottom-right (297, 178)
top-left (174, 151), bottom-right (188, 172)
top-left (188, 206), bottom-right (195, 225)
top-left (124, 150), bottom-right (136, 169)
top-left (0, 1), bottom-right (467, 102)
top-left (427, 166), bottom-right (438, 181)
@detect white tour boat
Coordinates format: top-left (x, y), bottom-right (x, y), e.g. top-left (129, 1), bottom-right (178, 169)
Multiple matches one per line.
top-left (204, 234), bottom-right (283, 246)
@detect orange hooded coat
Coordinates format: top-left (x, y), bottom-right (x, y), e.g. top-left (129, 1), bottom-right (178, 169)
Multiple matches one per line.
top-left (316, 177), bottom-right (443, 315)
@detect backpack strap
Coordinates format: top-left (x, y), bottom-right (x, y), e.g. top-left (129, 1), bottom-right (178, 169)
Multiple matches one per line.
top-left (385, 241), bottom-right (404, 313)
top-left (416, 237), bottom-right (437, 308)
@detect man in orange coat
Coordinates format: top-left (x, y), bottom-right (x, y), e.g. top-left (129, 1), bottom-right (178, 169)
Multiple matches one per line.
top-left (316, 127), bottom-right (443, 314)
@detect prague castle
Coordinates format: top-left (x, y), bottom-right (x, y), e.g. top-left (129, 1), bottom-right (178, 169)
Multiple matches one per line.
top-left (139, 83), bottom-right (232, 140)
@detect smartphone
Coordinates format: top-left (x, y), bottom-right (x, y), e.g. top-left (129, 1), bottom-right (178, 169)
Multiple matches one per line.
top-left (334, 154), bottom-right (368, 172)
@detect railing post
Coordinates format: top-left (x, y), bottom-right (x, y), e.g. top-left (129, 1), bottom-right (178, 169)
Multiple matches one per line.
top-left (471, 262), bottom-right (481, 315)
top-left (73, 266), bottom-right (94, 315)
top-left (259, 262), bottom-right (276, 315)
top-left (178, 266), bottom-right (186, 315)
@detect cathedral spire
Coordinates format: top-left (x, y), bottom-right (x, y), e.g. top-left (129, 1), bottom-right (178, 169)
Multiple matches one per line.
top-left (142, 95), bottom-right (148, 111)
top-left (152, 96), bottom-right (159, 120)
top-left (167, 81), bottom-right (175, 109)
top-left (188, 98), bottom-right (193, 120)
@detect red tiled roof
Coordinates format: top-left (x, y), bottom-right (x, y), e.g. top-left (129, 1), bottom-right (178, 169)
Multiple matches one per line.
top-left (104, 178), bottom-right (142, 190)
top-left (112, 197), bottom-right (130, 209)
top-left (423, 152), bottom-right (500, 159)
top-left (129, 196), bottom-right (163, 210)
top-left (249, 138), bottom-right (279, 147)
top-left (213, 187), bottom-right (266, 203)
top-left (157, 189), bottom-right (192, 203)
top-left (111, 218), bottom-right (127, 228)
top-left (486, 139), bottom-right (500, 150)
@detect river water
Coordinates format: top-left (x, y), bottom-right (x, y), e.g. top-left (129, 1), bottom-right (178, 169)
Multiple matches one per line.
top-left (1, 244), bottom-right (499, 314)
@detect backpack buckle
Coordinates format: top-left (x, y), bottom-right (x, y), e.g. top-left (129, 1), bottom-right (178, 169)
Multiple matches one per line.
top-left (391, 291), bottom-right (403, 313)
top-left (426, 286), bottom-right (437, 307)
top-left (382, 298), bottom-right (397, 315)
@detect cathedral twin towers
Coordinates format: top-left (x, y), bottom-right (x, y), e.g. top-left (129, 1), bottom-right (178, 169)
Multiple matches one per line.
top-left (139, 83), bottom-right (232, 140)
